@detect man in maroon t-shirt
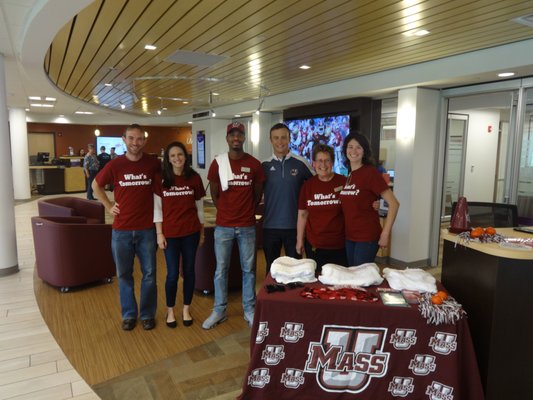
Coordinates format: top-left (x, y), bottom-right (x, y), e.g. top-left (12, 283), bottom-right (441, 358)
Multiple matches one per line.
top-left (202, 122), bottom-right (265, 329)
top-left (92, 124), bottom-right (160, 331)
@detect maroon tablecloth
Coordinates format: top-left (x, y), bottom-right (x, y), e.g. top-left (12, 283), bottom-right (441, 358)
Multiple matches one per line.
top-left (239, 276), bottom-right (484, 400)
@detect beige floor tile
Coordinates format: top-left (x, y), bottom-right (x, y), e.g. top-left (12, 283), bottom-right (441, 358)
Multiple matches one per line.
top-left (31, 349), bottom-right (67, 366)
top-left (0, 369), bottom-right (80, 399)
top-left (0, 356), bottom-right (29, 373)
top-left (2, 383), bottom-right (73, 400)
top-left (0, 361), bottom-right (57, 386)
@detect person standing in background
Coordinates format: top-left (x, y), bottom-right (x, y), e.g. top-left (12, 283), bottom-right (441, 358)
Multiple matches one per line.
top-left (296, 144), bottom-right (347, 272)
top-left (154, 141), bottom-right (205, 328)
top-left (110, 147), bottom-right (117, 160)
top-left (262, 123), bottom-right (314, 275)
top-left (92, 124), bottom-right (161, 331)
top-left (340, 132), bottom-right (399, 266)
top-left (202, 122), bottom-right (265, 329)
top-left (97, 146), bottom-right (111, 172)
top-left (83, 144), bottom-right (99, 200)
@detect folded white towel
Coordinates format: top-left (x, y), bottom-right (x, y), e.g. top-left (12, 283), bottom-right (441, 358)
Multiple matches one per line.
top-left (215, 153), bottom-right (233, 191)
top-left (271, 256), bottom-right (317, 284)
top-left (383, 267), bottom-right (437, 293)
top-left (319, 263), bottom-right (383, 287)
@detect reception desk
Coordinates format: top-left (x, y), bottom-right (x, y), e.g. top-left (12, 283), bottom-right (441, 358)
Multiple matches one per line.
top-left (30, 165), bottom-right (85, 194)
top-left (441, 227), bottom-right (533, 400)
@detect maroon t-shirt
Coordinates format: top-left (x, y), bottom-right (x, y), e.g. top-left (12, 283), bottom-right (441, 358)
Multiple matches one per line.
top-left (340, 164), bottom-right (389, 241)
top-left (298, 174), bottom-right (346, 249)
top-left (95, 153), bottom-right (160, 230)
top-left (207, 153), bottom-right (265, 227)
top-left (154, 173), bottom-right (206, 238)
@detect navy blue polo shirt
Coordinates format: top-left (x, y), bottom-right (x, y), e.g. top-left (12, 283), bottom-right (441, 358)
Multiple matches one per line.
top-left (262, 152), bottom-right (314, 229)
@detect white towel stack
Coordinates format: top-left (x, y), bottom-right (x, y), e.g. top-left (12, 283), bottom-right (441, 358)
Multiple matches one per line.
top-left (382, 267), bottom-right (437, 293)
top-left (270, 257), bottom-right (317, 284)
top-left (319, 263), bottom-right (384, 287)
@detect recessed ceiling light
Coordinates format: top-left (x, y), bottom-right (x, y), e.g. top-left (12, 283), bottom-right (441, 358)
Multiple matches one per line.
top-left (104, 83), bottom-right (112, 87)
top-left (299, 65), bottom-right (311, 70)
top-left (29, 96), bottom-right (41, 100)
top-left (144, 44), bottom-right (157, 50)
top-left (120, 103), bottom-right (126, 110)
top-left (498, 72), bottom-right (515, 77)
top-left (188, 121), bottom-right (193, 124)
top-left (44, 97), bottom-right (56, 101)
top-left (235, 114), bottom-right (241, 117)
top-left (75, 111), bottom-right (94, 115)
top-left (414, 29), bottom-right (430, 36)
top-left (25, 108), bottom-right (30, 112)
top-left (212, 92), bottom-right (219, 96)
top-left (182, 101), bottom-right (189, 104)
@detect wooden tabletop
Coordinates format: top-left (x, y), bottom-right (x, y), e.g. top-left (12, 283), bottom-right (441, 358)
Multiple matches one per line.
top-left (442, 227), bottom-right (533, 260)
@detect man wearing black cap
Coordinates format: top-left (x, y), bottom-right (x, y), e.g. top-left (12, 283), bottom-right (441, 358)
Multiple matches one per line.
top-left (202, 122), bottom-right (265, 329)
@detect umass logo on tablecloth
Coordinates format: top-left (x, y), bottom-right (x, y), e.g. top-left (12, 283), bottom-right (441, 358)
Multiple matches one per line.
top-left (304, 325), bottom-right (390, 393)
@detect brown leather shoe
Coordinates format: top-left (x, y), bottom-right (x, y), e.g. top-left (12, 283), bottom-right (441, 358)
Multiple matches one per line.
top-left (122, 319), bottom-right (136, 331)
top-left (142, 318), bottom-right (155, 330)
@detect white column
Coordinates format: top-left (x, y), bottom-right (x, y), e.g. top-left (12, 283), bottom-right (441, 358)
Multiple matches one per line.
top-left (0, 54), bottom-right (19, 276)
top-left (9, 108), bottom-right (31, 199)
top-left (191, 117), bottom-right (231, 185)
top-left (251, 111), bottom-right (274, 161)
top-left (390, 87), bottom-right (441, 267)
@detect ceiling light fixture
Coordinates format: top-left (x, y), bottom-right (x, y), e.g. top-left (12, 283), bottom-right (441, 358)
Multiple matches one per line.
top-left (299, 65), bottom-right (311, 70)
top-left (211, 110), bottom-right (216, 117)
top-left (144, 131), bottom-right (149, 138)
top-left (94, 128), bottom-right (100, 136)
top-left (498, 72), bottom-right (515, 77)
top-left (120, 102), bottom-right (126, 110)
top-left (188, 121), bottom-right (193, 124)
top-left (28, 96), bottom-right (41, 100)
top-left (144, 44), bottom-right (157, 50)
top-left (44, 97), bottom-right (56, 101)
top-left (104, 83), bottom-right (112, 87)
top-left (235, 114), bottom-right (241, 117)
top-left (403, 28), bottom-right (430, 36)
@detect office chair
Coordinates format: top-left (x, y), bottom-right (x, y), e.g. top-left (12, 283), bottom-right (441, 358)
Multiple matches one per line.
top-left (451, 201), bottom-right (518, 228)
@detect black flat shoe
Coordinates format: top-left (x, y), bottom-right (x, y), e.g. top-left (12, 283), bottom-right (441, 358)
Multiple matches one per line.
top-left (142, 318), bottom-right (155, 330)
top-left (122, 319), bottom-right (136, 331)
top-left (166, 320), bottom-right (177, 328)
top-left (183, 318), bottom-right (193, 327)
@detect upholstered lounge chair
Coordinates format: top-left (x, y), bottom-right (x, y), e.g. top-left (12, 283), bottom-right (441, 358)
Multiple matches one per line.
top-left (194, 226), bottom-right (244, 294)
top-left (31, 216), bottom-right (115, 292)
top-left (38, 196), bottom-right (105, 224)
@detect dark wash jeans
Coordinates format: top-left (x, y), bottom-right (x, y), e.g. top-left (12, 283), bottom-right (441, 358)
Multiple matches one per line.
top-left (262, 228), bottom-right (299, 275)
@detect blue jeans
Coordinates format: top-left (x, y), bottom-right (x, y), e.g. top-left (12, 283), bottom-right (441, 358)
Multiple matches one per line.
top-left (163, 232), bottom-right (200, 307)
top-left (345, 239), bottom-right (379, 266)
top-left (112, 228), bottom-right (157, 320)
top-left (213, 226), bottom-right (256, 315)
top-left (86, 170), bottom-right (98, 200)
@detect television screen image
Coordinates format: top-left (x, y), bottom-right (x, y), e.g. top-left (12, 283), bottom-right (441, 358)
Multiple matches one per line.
top-left (285, 114), bottom-right (350, 175)
top-left (96, 137), bottom-right (126, 155)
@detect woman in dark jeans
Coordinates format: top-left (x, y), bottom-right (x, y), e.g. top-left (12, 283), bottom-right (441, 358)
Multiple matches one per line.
top-left (154, 142), bottom-right (205, 327)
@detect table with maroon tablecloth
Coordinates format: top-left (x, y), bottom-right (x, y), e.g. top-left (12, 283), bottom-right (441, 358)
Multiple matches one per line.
top-left (239, 276), bottom-right (484, 400)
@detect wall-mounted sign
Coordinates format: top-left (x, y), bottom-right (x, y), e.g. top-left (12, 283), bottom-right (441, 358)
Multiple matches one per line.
top-left (197, 130), bottom-right (205, 169)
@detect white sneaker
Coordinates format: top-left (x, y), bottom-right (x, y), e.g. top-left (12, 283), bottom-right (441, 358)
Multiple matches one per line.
top-left (244, 310), bottom-right (255, 327)
top-left (202, 311), bottom-right (227, 330)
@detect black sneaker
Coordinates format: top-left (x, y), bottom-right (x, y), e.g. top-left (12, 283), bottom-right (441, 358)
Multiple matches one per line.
top-left (142, 318), bottom-right (156, 330)
top-left (122, 319), bottom-right (136, 331)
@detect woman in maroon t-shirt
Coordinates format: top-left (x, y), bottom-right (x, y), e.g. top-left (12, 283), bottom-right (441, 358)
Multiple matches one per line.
top-left (296, 144), bottom-right (347, 271)
top-left (340, 132), bottom-right (399, 266)
top-left (154, 142), bottom-right (206, 328)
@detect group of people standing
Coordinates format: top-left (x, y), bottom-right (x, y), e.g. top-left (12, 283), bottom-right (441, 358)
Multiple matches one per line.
top-left (90, 121), bottom-right (398, 332)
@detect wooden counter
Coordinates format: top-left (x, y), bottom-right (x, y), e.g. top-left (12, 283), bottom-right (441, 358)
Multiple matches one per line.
top-left (441, 226), bottom-right (533, 400)
top-left (64, 167), bottom-right (85, 192)
top-left (29, 165), bottom-right (86, 194)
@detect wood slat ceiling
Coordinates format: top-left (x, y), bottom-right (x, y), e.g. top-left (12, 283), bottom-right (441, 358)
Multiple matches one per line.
top-left (45, 0), bottom-right (533, 116)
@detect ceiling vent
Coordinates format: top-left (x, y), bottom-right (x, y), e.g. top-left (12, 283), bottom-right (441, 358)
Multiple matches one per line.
top-left (192, 110), bottom-right (211, 119)
top-left (165, 50), bottom-right (226, 66)
top-left (512, 14), bottom-right (533, 27)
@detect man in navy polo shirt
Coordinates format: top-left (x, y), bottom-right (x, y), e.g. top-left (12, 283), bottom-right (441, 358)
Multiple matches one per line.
top-left (262, 123), bottom-right (314, 274)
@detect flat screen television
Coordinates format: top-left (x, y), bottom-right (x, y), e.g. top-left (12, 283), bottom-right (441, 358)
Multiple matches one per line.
top-left (285, 114), bottom-right (350, 175)
top-left (36, 152), bottom-right (50, 163)
top-left (96, 136), bottom-right (126, 155)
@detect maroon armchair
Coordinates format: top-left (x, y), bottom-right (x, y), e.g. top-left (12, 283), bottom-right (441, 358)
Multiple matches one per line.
top-left (38, 197), bottom-right (105, 224)
top-left (31, 216), bottom-right (115, 292)
top-left (194, 226), bottom-right (245, 294)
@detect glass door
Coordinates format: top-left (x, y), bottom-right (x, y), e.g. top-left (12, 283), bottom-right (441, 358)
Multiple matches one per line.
top-left (517, 88), bottom-right (533, 225)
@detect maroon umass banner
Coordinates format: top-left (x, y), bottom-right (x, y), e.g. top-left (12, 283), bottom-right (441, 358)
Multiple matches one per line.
top-left (238, 276), bottom-right (484, 400)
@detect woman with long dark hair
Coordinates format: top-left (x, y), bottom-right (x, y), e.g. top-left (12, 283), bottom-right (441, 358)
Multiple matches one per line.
top-left (154, 141), bottom-right (205, 327)
top-left (340, 132), bottom-right (399, 265)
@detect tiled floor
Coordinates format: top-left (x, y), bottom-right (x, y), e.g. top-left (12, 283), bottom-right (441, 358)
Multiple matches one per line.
top-left (0, 197), bottom-right (100, 400)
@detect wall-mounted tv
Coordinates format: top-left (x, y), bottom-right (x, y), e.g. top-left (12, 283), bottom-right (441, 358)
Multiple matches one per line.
top-left (96, 136), bottom-right (126, 155)
top-left (285, 114), bottom-right (350, 175)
